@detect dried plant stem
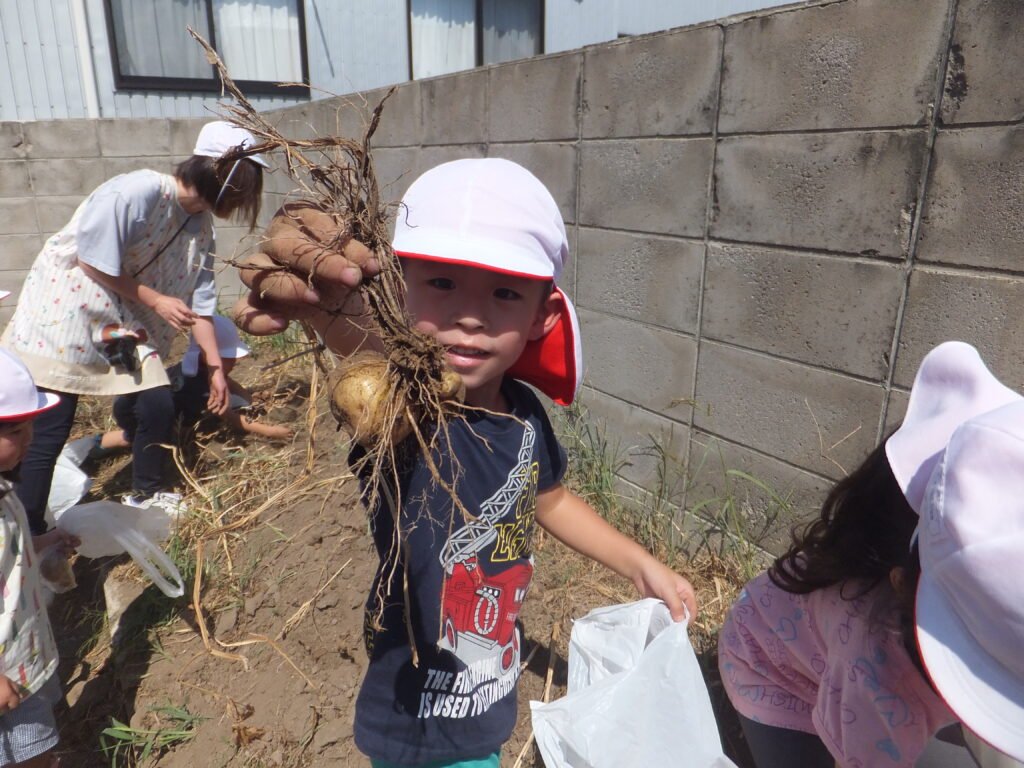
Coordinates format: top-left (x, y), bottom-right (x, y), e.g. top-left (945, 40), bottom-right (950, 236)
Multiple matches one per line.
top-left (192, 540), bottom-right (250, 669)
top-left (190, 27), bottom-right (476, 662)
top-left (278, 555), bottom-right (353, 639)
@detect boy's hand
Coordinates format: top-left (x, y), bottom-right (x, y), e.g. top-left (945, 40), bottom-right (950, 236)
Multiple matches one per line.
top-left (33, 528), bottom-right (80, 556)
top-left (632, 558), bottom-right (698, 622)
top-left (0, 677), bottom-right (22, 713)
top-left (234, 202), bottom-right (379, 335)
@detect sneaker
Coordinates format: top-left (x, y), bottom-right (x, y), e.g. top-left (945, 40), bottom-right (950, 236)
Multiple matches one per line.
top-left (121, 491), bottom-right (188, 520)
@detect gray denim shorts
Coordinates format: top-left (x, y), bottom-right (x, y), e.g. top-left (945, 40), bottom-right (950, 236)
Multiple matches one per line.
top-left (0, 674), bottom-right (60, 766)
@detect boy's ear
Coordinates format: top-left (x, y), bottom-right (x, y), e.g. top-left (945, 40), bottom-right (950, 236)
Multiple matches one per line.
top-left (529, 289), bottom-right (563, 341)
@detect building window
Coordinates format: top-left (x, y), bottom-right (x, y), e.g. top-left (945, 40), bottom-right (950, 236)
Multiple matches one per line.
top-left (104, 0), bottom-right (309, 96)
top-left (409, 0), bottom-right (543, 80)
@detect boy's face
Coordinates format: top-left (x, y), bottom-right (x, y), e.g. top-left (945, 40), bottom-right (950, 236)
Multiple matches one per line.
top-left (0, 420), bottom-right (33, 472)
top-left (402, 259), bottom-right (557, 411)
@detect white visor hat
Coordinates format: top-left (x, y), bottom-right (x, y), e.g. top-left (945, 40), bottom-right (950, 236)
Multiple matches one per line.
top-left (885, 341), bottom-right (1021, 514)
top-left (193, 121), bottom-right (269, 168)
top-left (393, 158), bottom-right (582, 405)
top-left (182, 315), bottom-right (251, 377)
top-left (915, 400), bottom-right (1024, 762)
top-left (0, 349), bottom-right (61, 421)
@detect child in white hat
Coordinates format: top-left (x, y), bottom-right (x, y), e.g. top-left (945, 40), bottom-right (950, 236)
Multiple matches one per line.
top-left (231, 158), bottom-right (697, 768)
top-left (91, 315), bottom-right (292, 513)
top-left (718, 341), bottom-right (1024, 767)
top-left (0, 350), bottom-right (78, 767)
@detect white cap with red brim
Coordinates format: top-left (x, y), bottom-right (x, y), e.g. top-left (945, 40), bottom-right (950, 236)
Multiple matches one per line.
top-left (393, 158), bottom-right (582, 405)
top-left (0, 349), bottom-right (61, 421)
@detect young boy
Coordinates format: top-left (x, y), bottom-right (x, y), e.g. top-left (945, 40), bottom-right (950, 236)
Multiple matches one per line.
top-left (234, 159), bottom-right (697, 767)
top-left (0, 349), bottom-right (79, 768)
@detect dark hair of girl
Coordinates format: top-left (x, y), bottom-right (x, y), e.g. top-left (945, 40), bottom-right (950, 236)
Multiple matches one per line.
top-left (769, 440), bottom-right (920, 600)
top-left (174, 155), bottom-right (263, 230)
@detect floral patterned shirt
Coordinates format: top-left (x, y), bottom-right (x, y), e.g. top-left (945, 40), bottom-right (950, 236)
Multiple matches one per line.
top-left (0, 479), bottom-right (57, 696)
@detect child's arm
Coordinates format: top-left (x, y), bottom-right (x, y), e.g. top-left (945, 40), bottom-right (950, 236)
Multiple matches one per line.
top-left (0, 677), bottom-right (21, 712)
top-left (219, 409), bottom-right (294, 440)
top-left (535, 483), bottom-right (698, 621)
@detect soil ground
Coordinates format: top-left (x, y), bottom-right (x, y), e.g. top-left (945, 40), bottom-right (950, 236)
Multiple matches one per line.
top-left (45, 349), bottom-right (754, 768)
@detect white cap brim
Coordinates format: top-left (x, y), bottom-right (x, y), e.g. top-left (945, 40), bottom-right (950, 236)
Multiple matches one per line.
top-left (0, 390), bottom-right (61, 422)
top-left (885, 342), bottom-right (1021, 513)
top-left (917, 577), bottom-right (1024, 761)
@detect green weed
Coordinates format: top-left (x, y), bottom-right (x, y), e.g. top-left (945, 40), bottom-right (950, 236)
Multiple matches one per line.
top-left (552, 402), bottom-right (627, 518)
top-left (100, 704), bottom-right (202, 766)
top-left (553, 400), bottom-right (788, 577)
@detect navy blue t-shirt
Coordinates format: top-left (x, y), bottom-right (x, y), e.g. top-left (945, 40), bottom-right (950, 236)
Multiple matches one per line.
top-left (351, 379), bottom-right (567, 765)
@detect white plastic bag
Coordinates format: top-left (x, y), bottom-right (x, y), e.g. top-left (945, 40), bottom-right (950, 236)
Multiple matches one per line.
top-left (55, 501), bottom-right (184, 598)
top-left (531, 599), bottom-right (736, 768)
top-left (45, 444), bottom-right (94, 527)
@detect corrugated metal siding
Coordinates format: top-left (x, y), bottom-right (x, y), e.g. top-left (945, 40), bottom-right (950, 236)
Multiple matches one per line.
top-left (1, 0), bottom-right (328, 120)
top-left (4, 0), bottom-right (797, 121)
top-left (84, 0), bottom-right (301, 118)
top-left (304, 0), bottom-right (409, 94)
top-left (0, 0), bottom-right (86, 120)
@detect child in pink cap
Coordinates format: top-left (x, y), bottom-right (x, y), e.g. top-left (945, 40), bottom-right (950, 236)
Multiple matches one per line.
top-left (718, 341), bottom-right (1024, 768)
top-left (232, 158), bottom-right (698, 768)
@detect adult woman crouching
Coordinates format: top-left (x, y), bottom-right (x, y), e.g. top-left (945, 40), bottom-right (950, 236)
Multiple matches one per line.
top-left (1, 121), bottom-right (267, 531)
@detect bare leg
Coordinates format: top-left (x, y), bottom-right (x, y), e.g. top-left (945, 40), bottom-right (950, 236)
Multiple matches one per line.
top-left (100, 429), bottom-right (130, 450)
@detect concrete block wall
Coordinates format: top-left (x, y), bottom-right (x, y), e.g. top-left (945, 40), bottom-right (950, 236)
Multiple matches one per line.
top-left (0, 118), bottom-right (262, 328)
top-left (3, 0), bottom-right (1023, 554)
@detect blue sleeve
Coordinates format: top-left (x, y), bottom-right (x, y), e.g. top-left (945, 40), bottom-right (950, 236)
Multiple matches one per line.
top-left (75, 172), bottom-right (160, 276)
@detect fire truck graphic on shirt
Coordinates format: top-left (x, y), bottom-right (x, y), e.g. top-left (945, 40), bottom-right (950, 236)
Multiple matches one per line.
top-left (437, 423), bottom-right (537, 675)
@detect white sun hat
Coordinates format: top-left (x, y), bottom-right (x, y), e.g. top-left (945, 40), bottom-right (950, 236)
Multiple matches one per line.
top-left (0, 349), bottom-right (61, 421)
top-left (181, 315), bottom-right (251, 377)
top-left (393, 158), bottom-right (582, 405)
top-left (914, 399), bottom-right (1024, 762)
top-left (193, 121), bottom-right (270, 168)
top-left (0, 290), bottom-right (10, 302)
top-left (885, 341), bottom-right (1021, 514)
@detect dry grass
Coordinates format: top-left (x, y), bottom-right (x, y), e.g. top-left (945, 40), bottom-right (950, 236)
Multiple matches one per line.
top-left (70, 328), bottom-right (336, 636)
top-left (65, 330), bottom-right (775, 766)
